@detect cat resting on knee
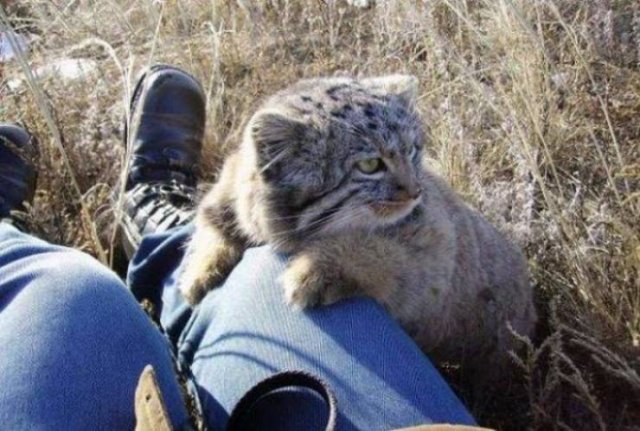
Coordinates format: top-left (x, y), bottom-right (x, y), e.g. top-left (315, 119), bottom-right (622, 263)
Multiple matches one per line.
top-left (179, 75), bottom-right (536, 369)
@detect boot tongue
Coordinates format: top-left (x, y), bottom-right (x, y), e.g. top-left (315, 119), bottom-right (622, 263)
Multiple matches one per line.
top-left (127, 118), bottom-right (202, 190)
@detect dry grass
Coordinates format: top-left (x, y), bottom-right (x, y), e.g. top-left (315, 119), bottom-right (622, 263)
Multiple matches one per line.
top-left (2, 0), bottom-right (639, 429)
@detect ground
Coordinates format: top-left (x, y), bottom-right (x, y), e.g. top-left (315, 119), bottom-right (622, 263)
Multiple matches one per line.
top-left (2, 1), bottom-right (639, 429)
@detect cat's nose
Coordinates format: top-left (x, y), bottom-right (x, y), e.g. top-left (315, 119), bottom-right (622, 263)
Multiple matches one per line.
top-left (395, 183), bottom-right (422, 201)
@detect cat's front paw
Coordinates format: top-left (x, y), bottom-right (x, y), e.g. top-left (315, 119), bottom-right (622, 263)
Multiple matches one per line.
top-left (282, 253), bottom-right (353, 309)
top-left (179, 263), bottom-right (221, 306)
top-left (179, 241), bottom-right (242, 306)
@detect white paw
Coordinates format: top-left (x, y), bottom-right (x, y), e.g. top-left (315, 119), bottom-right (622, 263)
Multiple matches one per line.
top-left (283, 254), bottom-right (328, 308)
top-left (282, 254), bottom-right (348, 308)
top-left (178, 271), bottom-right (211, 306)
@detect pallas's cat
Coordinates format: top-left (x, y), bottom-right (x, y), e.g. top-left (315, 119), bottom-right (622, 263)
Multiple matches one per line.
top-left (179, 75), bottom-right (536, 369)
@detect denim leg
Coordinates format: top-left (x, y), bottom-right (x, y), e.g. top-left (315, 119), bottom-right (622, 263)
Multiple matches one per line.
top-left (130, 225), bottom-right (476, 431)
top-left (0, 223), bottom-right (189, 430)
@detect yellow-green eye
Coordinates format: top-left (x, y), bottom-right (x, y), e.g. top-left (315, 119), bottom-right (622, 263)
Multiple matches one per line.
top-left (356, 158), bottom-right (383, 174)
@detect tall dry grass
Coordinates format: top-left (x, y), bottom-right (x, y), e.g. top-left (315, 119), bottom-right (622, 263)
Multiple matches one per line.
top-left (2, 0), bottom-right (639, 429)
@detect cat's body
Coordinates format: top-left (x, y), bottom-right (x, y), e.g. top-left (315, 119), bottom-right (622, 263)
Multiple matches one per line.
top-left (180, 75), bottom-right (536, 368)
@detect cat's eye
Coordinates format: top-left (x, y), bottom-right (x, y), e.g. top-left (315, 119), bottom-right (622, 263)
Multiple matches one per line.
top-left (356, 158), bottom-right (384, 174)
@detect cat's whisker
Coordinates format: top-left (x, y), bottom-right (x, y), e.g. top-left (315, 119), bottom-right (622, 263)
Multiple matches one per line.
top-left (266, 203), bottom-right (366, 242)
top-left (267, 210), bottom-right (339, 239)
top-left (297, 206), bottom-right (369, 240)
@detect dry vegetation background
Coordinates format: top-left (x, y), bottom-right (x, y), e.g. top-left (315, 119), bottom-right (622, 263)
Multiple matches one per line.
top-left (1, 0), bottom-right (639, 429)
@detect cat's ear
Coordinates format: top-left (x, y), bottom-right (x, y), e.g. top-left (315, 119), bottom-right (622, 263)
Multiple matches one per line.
top-left (361, 74), bottom-right (419, 106)
top-left (249, 111), bottom-right (308, 179)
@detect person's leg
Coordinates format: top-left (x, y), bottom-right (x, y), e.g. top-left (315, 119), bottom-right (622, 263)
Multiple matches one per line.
top-left (129, 225), bottom-right (476, 431)
top-left (0, 222), bottom-right (190, 430)
top-left (0, 120), bottom-right (189, 430)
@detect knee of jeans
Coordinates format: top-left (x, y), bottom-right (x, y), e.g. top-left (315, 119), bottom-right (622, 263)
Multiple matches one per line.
top-left (28, 249), bottom-right (133, 317)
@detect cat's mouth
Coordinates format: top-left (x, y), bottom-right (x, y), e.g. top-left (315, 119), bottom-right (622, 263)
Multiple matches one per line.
top-left (369, 197), bottom-right (421, 221)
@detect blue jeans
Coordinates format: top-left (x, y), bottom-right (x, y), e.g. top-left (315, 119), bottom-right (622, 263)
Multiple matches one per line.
top-left (0, 222), bottom-right (475, 430)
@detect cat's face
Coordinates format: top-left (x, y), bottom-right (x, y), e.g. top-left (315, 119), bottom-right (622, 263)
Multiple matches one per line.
top-left (248, 75), bottom-right (425, 242)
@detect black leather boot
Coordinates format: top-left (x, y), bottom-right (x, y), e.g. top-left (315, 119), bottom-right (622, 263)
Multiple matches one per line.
top-left (0, 123), bottom-right (39, 228)
top-left (119, 65), bottom-right (206, 257)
